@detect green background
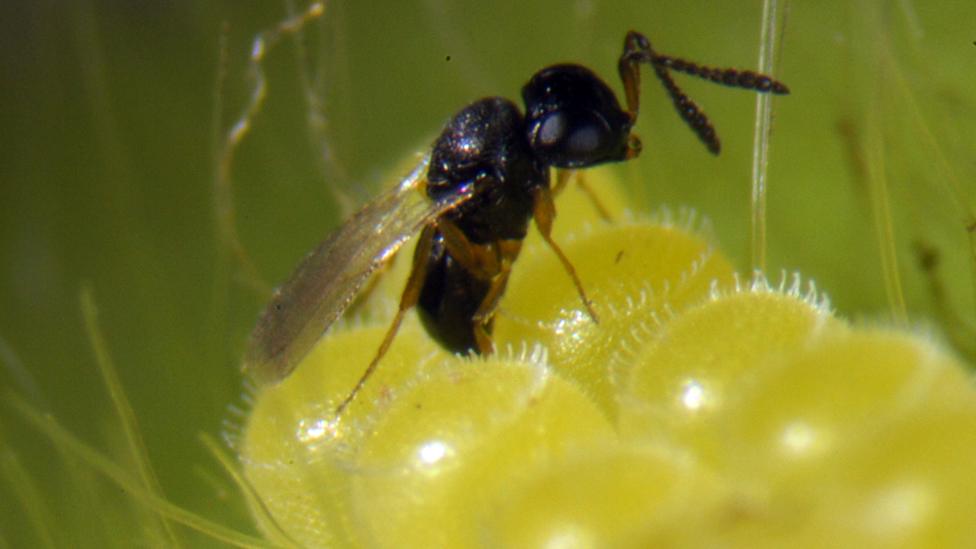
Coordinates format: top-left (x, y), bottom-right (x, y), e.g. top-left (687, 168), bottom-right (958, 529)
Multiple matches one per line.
top-left (1, 0), bottom-right (973, 545)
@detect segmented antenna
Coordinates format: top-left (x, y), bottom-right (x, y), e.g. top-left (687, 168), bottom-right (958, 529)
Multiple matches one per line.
top-left (619, 30), bottom-right (789, 154)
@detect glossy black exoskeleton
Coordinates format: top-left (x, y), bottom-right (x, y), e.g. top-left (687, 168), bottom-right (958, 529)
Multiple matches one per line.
top-left (417, 98), bottom-right (543, 353)
top-left (242, 31), bottom-right (789, 415)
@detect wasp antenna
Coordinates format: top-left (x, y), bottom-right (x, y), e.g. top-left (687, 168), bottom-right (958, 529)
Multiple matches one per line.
top-left (619, 30), bottom-right (719, 154)
top-left (651, 55), bottom-right (790, 94)
top-left (651, 62), bottom-right (721, 154)
top-left (618, 30), bottom-right (788, 155)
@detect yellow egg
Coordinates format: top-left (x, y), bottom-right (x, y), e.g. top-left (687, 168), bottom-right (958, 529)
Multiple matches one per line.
top-left (495, 217), bottom-right (735, 419)
top-left (482, 443), bottom-right (729, 548)
top-left (620, 283), bottom-right (842, 465)
top-left (241, 320), bottom-right (448, 547)
top-left (348, 350), bottom-right (614, 548)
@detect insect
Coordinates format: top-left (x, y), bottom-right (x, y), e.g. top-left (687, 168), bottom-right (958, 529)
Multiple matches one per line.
top-left (243, 31), bottom-right (789, 414)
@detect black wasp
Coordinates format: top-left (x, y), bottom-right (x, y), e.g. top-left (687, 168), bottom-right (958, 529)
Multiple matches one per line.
top-left (243, 31), bottom-right (789, 414)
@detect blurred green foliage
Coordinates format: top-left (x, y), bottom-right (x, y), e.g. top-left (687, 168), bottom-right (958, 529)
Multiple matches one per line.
top-left (0, 0), bottom-right (973, 545)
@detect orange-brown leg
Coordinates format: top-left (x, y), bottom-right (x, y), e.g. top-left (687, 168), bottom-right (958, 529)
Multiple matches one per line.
top-left (532, 185), bottom-right (599, 323)
top-left (573, 171), bottom-right (614, 222)
top-left (467, 239), bottom-right (524, 354)
top-left (438, 222), bottom-right (521, 356)
top-left (552, 168), bottom-right (574, 196)
top-left (436, 219), bottom-right (501, 279)
top-left (554, 168), bottom-right (613, 222)
top-left (334, 224), bottom-right (436, 417)
top-left (437, 220), bottom-right (528, 356)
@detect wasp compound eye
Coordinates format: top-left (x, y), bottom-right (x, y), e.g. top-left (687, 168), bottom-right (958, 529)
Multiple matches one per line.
top-left (522, 64), bottom-right (634, 168)
top-left (528, 109), bottom-right (620, 167)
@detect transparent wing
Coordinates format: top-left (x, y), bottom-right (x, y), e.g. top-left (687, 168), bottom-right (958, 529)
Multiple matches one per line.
top-left (243, 154), bottom-right (470, 385)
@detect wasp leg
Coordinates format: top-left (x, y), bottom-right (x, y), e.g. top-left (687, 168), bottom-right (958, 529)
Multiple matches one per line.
top-left (532, 185), bottom-right (599, 323)
top-left (334, 224), bottom-right (437, 417)
top-left (559, 169), bottom-right (614, 222)
top-left (468, 265), bottom-right (511, 356)
top-left (437, 219), bottom-right (501, 279)
top-left (468, 239), bottom-right (523, 352)
top-left (552, 168), bottom-right (574, 196)
top-left (437, 220), bottom-right (524, 355)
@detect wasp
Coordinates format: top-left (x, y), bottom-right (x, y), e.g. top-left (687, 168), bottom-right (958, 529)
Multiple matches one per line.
top-left (243, 31), bottom-right (789, 414)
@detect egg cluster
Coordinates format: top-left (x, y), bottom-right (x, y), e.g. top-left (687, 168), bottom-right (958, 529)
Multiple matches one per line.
top-left (240, 170), bottom-right (976, 548)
